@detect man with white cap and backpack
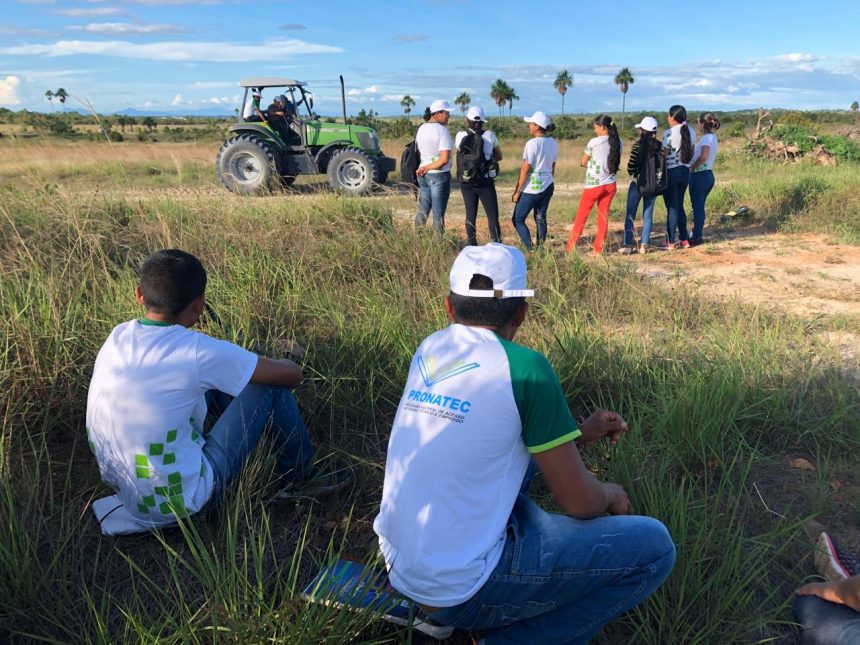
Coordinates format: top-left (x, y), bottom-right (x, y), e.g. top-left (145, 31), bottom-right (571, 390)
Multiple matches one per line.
top-left (374, 243), bottom-right (676, 643)
top-left (415, 99), bottom-right (455, 234)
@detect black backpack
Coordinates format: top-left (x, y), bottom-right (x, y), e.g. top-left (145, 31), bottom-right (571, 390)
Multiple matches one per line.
top-left (637, 144), bottom-right (668, 197)
top-left (400, 139), bottom-right (419, 186)
top-left (456, 128), bottom-right (489, 186)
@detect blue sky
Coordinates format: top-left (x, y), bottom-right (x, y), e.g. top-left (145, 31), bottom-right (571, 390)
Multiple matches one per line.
top-left (1, 0), bottom-right (859, 116)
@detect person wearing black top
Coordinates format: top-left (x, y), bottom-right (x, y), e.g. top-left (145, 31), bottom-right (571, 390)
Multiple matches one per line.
top-left (620, 116), bottom-right (661, 255)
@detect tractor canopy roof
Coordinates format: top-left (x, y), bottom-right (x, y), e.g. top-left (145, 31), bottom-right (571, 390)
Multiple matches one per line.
top-left (239, 77), bottom-right (306, 89)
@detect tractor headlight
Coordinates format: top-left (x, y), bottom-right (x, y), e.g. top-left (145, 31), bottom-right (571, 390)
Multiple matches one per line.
top-left (358, 131), bottom-right (380, 151)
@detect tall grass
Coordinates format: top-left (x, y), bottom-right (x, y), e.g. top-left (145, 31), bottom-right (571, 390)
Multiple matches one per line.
top-left (1, 176), bottom-right (858, 642)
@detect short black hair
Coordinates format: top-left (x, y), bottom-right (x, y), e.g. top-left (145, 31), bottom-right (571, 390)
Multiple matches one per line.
top-left (139, 249), bottom-right (207, 316)
top-left (449, 274), bottom-right (525, 328)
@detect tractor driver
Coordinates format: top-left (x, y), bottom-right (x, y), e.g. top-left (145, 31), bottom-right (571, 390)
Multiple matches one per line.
top-left (266, 95), bottom-right (299, 144)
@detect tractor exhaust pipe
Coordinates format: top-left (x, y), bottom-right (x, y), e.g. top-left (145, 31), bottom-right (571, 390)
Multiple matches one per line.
top-left (340, 75), bottom-right (347, 125)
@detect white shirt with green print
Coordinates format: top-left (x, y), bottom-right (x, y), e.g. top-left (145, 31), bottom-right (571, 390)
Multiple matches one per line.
top-left (416, 122), bottom-right (454, 174)
top-left (522, 136), bottom-right (559, 194)
top-left (583, 135), bottom-right (620, 187)
top-left (374, 323), bottom-right (581, 607)
top-left (86, 319), bottom-right (257, 535)
top-left (662, 123), bottom-right (698, 169)
top-left (692, 132), bottom-right (718, 173)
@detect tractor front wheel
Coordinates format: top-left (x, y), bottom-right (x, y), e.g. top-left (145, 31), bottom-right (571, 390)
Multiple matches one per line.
top-left (216, 135), bottom-right (279, 195)
top-left (326, 147), bottom-right (380, 195)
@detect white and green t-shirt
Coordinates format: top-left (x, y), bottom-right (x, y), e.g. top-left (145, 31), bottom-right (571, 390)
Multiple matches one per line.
top-left (522, 136), bottom-right (558, 194)
top-left (86, 319), bottom-right (258, 534)
top-left (692, 132), bottom-right (718, 173)
top-left (373, 324), bottom-right (580, 607)
top-left (416, 122), bottom-right (454, 174)
top-left (583, 135), bottom-right (620, 187)
top-left (662, 123), bottom-right (698, 169)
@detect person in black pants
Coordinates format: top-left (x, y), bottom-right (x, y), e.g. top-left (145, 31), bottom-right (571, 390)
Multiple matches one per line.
top-left (455, 106), bottom-right (503, 245)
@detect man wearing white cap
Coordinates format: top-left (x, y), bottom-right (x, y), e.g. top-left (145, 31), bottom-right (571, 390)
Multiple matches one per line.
top-left (243, 88), bottom-right (265, 123)
top-left (414, 99), bottom-right (455, 234)
top-left (455, 106), bottom-right (503, 245)
top-left (374, 243), bottom-right (676, 643)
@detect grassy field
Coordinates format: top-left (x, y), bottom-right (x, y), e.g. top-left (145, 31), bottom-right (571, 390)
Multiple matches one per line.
top-left (1, 135), bottom-right (858, 644)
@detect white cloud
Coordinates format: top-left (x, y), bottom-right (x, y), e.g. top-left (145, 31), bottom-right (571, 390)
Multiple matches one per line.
top-left (57, 7), bottom-right (123, 16)
top-left (0, 76), bottom-right (21, 106)
top-left (347, 85), bottom-right (379, 96)
top-left (382, 94), bottom-right (414, 102)
top-left (170, 93), bottom-right (183, 106)
top-left (70, 22), bottom-right (187, 35)
top-left (0, 37), bottom-right (343, 62)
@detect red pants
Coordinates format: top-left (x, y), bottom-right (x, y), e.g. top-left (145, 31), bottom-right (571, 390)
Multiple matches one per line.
top-left (566, 183), bottom-right (618, 253)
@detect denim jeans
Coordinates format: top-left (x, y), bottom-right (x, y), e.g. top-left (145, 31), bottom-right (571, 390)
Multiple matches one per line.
top-left (415, 171), bottom-right (452, 234)
top-left (663, 165), bottom-right (690, 243)
top-left (428, 492), bottom-right (676, 644)
top-left (512, 183), bottom-right (555, 250)
top-left (794, 595), bottom-right (860, 644)
top-left (688, 169), bottom-right (715, 240)
top-left (203, 385), bottom-right (314, 494)
top-left (624, 181), bottom-right (656, 246)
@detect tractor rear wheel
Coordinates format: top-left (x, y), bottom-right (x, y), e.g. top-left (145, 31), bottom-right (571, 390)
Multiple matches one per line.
top-left (326, 147), bottom-right (380, 195)
top-left (216, 135), bottom-right (280, 195)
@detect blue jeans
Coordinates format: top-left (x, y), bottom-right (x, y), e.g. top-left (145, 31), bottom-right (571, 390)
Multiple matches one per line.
top-left (415, 171), bottom-right (452, 234)
top-left (663, 165), bottom-right (690, 243)
top-left (624, 181), bottom-right (656, 246)
top-left (203, 385), bottom-right (314, 494)
top-left (688, 169), bottom-right (715, 240)
top-left (428, 492), bottom-right (676, 644)
top-left (795, 594), bottom-right (860, 644)
top-left (512, 183), bottom-right (555, 250)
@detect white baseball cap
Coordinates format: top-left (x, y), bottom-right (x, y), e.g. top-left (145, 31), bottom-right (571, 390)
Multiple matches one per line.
top-left (465, 106), bottom-right (485, 121)
top-left (524, 111), bottom-right (551, 129)
top-left (634, 116), bottom-right (658, 132)
top-left (450, 243), bottom-right (534, 299)
top-left (429, 99), bottom-right (454, 113)
top-left (252, 88), bottom-right (261, 97)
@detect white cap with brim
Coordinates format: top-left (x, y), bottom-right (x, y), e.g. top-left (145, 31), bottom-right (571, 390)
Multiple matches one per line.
top-left (450, 243), bottom-right (534, 299)
top-left (465, 106), bottom-right (485, 121)
top-left (429, 99), bottom-right (454, 113)
top-left (634, 116), bottom-right (659, 132)
top-left (523, 111), bottom-right (551, 129)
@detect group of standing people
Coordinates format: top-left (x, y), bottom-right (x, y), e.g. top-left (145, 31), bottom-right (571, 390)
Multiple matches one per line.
top-left (412, 100), bottom-right (720, 255)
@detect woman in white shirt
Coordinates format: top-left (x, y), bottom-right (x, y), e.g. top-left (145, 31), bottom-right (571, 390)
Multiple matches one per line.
top-left (688, 112), bottom-right (720, 245)
top-left (414, 99), bottom-right (455, 235)
top-left (455, 106), bottom-right (503, 245)
top-left (565, 115), bottom-right (622, 255)
top-left (659, 104), bottom-right (696, 250)
top-left (511, 111), bottom-right (559, 250)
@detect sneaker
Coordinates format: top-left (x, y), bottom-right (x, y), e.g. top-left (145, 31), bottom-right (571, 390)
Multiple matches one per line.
top-left (814, 532), bottom-right (860, 581)
top-left (639, 244), bottom-right (649, 255)
top-left (678, 240), bottom-right (690, 249)
top-left (276, 453), bottom-right (355, 500)
top-left (617, 246), bottom-right (635, 255)
top-left (689, 237), bottom-right (705, 247)
top-left (654, 240), bottom-right (676, 251)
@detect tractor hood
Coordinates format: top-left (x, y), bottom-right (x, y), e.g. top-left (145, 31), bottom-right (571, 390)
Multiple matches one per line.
top-left (305, 122), bottom-right (381, 152)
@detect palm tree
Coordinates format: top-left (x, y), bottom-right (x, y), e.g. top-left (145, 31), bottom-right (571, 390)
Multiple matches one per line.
top-left (852, 101), bottom-right (859, 114)
top-left (490, 79), bottom-right (509, 118)
top-left (455, 92), bottom-right (470, 114)
top-left (55, 88), bottom-right (69, 112)
top-left (45, 90), bottom-right (54, 109)
top-left (400, 94), bottom-right (415, 117)
top-left (554, 70), bottom-right (573, 115)
top-left (506, 87), bottom-right (519, 117)
top-left (614, 68), bottom-right (634, 130)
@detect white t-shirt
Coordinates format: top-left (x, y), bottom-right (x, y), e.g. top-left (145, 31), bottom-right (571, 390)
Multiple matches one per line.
top-left (416, 122), bottom-right (454, 174)
top-left (86, 319), bottom-right (258, 533)
top-left (583, 135), bottom-right (621, 187)
top-left (692, 132), bottom-right (719, 173)
top-left (243, 98), bottom-right (260, 119)
top-left (522, 136), bottom-right (559, 194)
top-left (455, 130), bottom-right (500, 178)
top-left (374, 324), bottom-right (580, 607)
top-left (662, 124), bottom-right (698, 169)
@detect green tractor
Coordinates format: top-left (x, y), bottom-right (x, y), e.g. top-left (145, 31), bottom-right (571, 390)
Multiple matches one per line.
top-left (216, 77), bottom-right (396, 195)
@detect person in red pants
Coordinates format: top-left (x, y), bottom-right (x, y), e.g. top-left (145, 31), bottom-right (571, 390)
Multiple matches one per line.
top-left (566, 115), bottom-right (622, 255)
